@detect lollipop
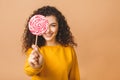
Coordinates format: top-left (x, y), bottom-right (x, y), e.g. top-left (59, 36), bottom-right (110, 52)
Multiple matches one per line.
top-left (28, 15), bottom-right (48, 45)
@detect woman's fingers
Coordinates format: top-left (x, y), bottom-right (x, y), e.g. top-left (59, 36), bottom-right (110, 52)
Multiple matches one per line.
top-left (33, 52), bottom-right (39, 58)
top-left (29, 56), bottom-right (39, 65)
top-left (31, 49), bottom-right (39, 58)
top-left (28, 44), bottom-right (43, 68)
top-left (31, 44), bottom-right (40, 57)
top-left (32, 44), bottom-right (39, 51)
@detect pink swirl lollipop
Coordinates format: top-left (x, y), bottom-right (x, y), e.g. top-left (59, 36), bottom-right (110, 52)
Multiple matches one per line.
top-left (28, 15), bottom-right (48, 45)
top-left (29, 15), bottom-right (48, 36)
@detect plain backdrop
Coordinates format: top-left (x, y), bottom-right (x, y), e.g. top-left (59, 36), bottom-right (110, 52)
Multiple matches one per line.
top-left (0, 0), bottom-right (120, 80)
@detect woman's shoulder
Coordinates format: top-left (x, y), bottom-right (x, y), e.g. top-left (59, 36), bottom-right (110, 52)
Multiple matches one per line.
top-left (62, 45), bottom-right (74, 49)
top-left (61, 45), bottom-right (75, 51)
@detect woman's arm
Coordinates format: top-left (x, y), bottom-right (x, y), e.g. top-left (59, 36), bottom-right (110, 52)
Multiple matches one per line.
top-left (69, 47), bottom-right (80, 80)
top-left (24, 47), bottom-right (44, 76)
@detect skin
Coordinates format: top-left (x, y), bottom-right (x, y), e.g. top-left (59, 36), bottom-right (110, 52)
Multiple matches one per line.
top-left (28, 15), bottom-right (59, 68)
top-left (42, 15), bottom-right (59, 46)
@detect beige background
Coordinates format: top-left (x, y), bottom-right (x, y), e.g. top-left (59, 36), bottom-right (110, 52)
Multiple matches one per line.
top-left (0, 0), bottom-right (120, 80)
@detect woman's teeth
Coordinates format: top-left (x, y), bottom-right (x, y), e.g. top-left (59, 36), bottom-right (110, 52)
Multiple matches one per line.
top-left (45, 33), bottom-right (53, 37)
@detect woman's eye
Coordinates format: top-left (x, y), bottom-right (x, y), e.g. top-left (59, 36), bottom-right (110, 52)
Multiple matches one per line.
top-left (51, 25), bottom-right (56, 27)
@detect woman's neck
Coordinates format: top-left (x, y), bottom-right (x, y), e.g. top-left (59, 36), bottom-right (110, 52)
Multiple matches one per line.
top-left (45, 40), bottom-right (59, 46)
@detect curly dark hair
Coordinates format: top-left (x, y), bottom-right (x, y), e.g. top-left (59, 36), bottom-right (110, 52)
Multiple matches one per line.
top-left (22, 5), bottom-right (77, 52)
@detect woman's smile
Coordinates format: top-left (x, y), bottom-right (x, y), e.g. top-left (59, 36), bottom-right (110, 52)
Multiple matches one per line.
top-left (44, 32), bottom-right (53, 37)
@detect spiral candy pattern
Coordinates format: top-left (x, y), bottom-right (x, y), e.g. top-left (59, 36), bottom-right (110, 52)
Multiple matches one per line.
top-left (28, 15), bottom-right (48, 36)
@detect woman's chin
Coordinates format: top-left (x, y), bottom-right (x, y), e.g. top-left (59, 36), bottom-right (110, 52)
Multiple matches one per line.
top-left (44, 37), bottom-right (53, 42)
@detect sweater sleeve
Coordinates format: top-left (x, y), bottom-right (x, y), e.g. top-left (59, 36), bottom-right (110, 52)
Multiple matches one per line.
top-left (24, 48), bottom-right (43, 76)
top-left (69, 47), bottom-right (80, 80)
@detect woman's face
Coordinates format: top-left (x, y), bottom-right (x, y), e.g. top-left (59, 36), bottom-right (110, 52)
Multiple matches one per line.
top-left (42, 15), bottom-right (58, 42)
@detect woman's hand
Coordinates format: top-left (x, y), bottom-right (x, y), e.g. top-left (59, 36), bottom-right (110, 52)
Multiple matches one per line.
top-left (28, 45), bottom-right (44, 69)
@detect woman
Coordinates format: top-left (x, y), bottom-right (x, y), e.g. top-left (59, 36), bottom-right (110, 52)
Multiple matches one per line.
top-left (22, 5), bottom-right (80, 80)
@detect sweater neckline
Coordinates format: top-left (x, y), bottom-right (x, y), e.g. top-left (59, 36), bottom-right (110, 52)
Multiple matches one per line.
top-left (43, 44), bottom-right (61, 47)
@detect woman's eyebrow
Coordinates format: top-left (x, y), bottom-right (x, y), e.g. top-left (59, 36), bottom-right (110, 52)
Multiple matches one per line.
top-left (50, 23), bottom-right (57, 25)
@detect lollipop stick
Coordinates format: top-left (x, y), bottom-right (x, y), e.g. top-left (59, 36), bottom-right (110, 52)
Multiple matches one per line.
top-left (35, 35), bottom-right (38, 46)
top-left (35, 35), bottom-right (39, 57)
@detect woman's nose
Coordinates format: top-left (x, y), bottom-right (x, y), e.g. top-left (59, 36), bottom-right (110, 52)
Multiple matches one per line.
top-left (46, 26), bottom-right (50, 33)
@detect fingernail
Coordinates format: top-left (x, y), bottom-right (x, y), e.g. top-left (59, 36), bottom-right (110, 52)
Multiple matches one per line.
top-left (35, 47), bottom-right (38, 51)
top-left (32, 44), bottom-right (35, 48)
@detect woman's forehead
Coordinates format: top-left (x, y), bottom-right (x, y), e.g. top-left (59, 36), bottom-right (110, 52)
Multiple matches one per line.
top-left (45, 15), bottom-right (58, 24)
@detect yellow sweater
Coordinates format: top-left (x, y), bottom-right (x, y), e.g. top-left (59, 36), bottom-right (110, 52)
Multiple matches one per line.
top-left (24, 45), bottom-right (80, 80)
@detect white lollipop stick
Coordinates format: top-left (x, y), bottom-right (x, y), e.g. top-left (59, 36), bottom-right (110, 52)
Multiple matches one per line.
top-left (35, 35), bottom-right (38, 46)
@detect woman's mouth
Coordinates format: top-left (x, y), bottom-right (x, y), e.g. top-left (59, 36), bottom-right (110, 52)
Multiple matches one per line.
top-left (44, 33), bottom-right (53, 37)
